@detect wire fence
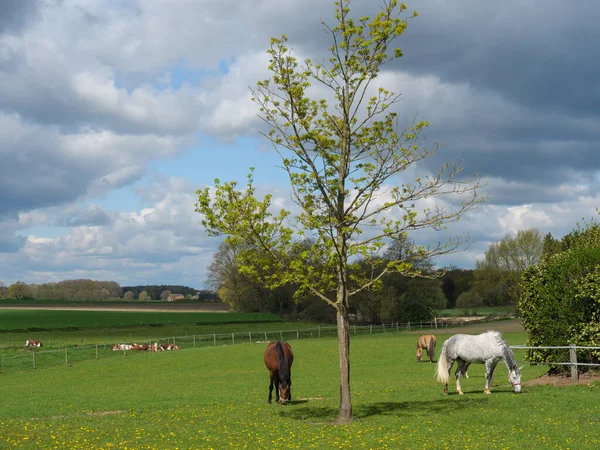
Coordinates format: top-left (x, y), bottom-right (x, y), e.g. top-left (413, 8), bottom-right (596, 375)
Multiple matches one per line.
top-left (0, 320), bottom-right (463, 374)
top-left (2, 319), bottom-right (598, 381)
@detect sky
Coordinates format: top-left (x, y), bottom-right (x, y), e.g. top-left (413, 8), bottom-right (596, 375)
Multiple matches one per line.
top-left (1, 0), bottom-right (599, 289)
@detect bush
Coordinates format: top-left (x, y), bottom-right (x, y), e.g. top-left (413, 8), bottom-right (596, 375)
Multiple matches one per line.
top-left (518, 230), bottom-right (600, 371)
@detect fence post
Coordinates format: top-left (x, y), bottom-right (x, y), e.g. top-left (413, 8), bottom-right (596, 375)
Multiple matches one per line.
top-left (382, 323), bottom-right (385, 333)
top-left (214, 334), bottom-right (216, 346)
top-left (296, 328), bottom-right (299, 339)
top-left (194, 335), bottom-right (196, 347)
top-left (264, 331), bottom-right (268, 341)
top-left (232, 333), bottom-right (235, 345)
top-left (396, 322), bottom-right (399, 332)
top-left (65, 348), bottom-right (68, 365)
top-left (318, 326), bottom-right (321, 338)
top-left (408, 321), bottom-right (411, 331)
top-left (249, 332), bottom-right (252, 343)
top-left (569, 344), bottom-right (579, 382)
top-left (33, 352), bottom-right (36, 369)
top-left (280, 331), bottom-right (283, 341)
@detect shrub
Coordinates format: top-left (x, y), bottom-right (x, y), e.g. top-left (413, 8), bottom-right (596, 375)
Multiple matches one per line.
top-left (518, 229), bottom-right (600, 371)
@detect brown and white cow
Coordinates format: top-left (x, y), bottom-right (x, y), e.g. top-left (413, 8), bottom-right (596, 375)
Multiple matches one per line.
top-left (111, 343), bottom-right (134, 351)
top-left (131, 344), bottom-right (150, 351)
top-left (159, 343), bottom-right (180, 350)
top-left (25, 340), bottom-right (42, 348)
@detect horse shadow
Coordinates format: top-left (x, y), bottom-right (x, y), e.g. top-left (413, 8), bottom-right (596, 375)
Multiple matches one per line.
top-left (283, 397), bottom-right (488, 421)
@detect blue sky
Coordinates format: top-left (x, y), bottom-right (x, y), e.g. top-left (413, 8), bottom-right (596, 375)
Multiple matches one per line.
top-left (1, 0), bottom-right (599, 289)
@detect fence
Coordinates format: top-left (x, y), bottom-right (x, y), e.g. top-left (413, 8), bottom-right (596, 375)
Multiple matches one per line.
top-left (3, 320), bottom-right (598, 380)
top-left (0, 320), bottom-right (465, 374)
top-left (510, 344), bottom-right (600, 383)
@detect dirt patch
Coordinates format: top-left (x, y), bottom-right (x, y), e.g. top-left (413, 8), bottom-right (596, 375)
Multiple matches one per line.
top-left (526, 371), bottom-right (600, 386)
top-left (87, 410), bottom-right (125, 417)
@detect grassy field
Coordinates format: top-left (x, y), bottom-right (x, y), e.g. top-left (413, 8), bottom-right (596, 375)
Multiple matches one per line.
top-left (1, 326), bottom-right (598, 449)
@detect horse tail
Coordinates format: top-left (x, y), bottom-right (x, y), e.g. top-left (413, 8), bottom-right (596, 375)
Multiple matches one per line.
top-left (429, 336), bottom-right (436, 362)
top-left (435, 340), bottom-right (449, 384)
top-left (276, 341), bottom-right (290, 384)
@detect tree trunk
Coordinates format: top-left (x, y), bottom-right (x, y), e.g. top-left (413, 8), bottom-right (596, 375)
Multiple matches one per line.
top-left (336, 304), bottom-right (352, 423)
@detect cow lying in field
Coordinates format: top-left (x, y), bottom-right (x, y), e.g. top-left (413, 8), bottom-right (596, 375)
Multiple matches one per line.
top-left (110, 343), bottom-right (134, 351)
top-left (110, 343), bottom-right (181, 351)
top-left (150, 342), bottom-right (181, 352)
top-left (25, 340), bottom-right (42, 348)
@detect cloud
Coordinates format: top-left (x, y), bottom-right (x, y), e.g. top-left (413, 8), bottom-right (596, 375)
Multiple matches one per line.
top-left (0, 113), bottom-right (186, 220)
top-left (1, 0), bottom-right (599, 287)
top-left (0, 176), bottom-right (219, 286)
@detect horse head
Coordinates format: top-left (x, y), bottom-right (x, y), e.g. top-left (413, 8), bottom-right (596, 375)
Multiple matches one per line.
top-left (416, 347), bottom-right (422, 362)
top-left (279, 377), bottom-right (291, 405)
top-left (508, 366), bottom-right (522, 393)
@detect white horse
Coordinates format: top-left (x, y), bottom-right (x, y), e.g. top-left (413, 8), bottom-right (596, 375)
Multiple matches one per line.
top-left (435, 330), bottom-right (522, 395)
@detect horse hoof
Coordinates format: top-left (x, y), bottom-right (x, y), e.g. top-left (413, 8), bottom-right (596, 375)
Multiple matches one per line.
top-left (458, 391), bottom-right (464, 395)
top-left (484, 390), bottom-right (491, 395)
top-left (267, 401), bottom-right (272, 404)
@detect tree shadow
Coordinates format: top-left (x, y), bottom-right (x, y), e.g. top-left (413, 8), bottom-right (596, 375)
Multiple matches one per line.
top-left (283, 397), bottom-right (488, 422)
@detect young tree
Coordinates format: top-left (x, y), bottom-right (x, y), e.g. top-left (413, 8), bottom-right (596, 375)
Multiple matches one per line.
top-left (473, 228), bottom-right (543, 305)
top-left (196, 0), bottom-right (485, 422)
top-left (138, 290), bottom-right (151, 301)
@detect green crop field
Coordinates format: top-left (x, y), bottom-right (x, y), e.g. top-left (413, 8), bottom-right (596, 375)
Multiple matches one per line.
top-left (1, 326), bottom-right (598, 449)
top-left (0, 309), bottom-right (282, 332)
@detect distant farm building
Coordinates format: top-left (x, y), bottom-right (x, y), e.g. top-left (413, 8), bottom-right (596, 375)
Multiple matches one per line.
top-left (167, 293), bottom-right (185, 302)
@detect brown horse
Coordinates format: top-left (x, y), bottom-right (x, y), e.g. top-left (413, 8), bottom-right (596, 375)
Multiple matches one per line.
top-left (264, 341), bottom-right (294, 405)
top-left (416, 334), bottom-right (436, 362)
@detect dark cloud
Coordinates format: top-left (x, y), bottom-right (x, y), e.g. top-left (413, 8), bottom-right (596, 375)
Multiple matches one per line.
top-left (52, 206), bottom-right (113, 227)
top-left (396, 0), bottom-right (600, 116)
top-left (0, 0), bottom-right (38, 34)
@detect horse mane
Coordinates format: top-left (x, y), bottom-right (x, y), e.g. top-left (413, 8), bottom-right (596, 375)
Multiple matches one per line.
top-left (486, 330), bottom-right (518, 370)
top-left (275, 341), bottom-right (290, 385)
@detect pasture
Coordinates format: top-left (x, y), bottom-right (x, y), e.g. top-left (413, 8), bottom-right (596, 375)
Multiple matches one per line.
top-left (1, 327), bottom-right (599, 449)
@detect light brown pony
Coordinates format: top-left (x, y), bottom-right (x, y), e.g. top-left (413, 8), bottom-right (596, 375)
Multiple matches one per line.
top-left (264, 341), bottom-right (294, 405)
top-left (416, 334), bottom-right (436, 363)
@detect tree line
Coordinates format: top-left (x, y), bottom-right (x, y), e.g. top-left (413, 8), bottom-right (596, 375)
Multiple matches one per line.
top-left (205, 229), bottom-right (548, 322)
top-left (0, 280), bottom-right (213, 302)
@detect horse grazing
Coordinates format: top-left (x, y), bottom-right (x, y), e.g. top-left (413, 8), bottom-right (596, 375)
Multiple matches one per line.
top-left (416, 335), bottom-right (436, 362)
top-left (264, 341), bottom-right (294, 405)
top-left (435, 330), bottom-right (522, 395)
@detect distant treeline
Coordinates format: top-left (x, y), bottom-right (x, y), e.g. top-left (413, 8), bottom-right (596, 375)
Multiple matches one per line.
top-left (121, 285), bottom-right (217, 300)
top-left (0, 279), bottom-right (218, 302)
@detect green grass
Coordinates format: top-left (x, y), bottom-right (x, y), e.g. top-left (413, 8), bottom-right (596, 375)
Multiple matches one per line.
top-left (0, 309), bottom-right (282, 331)
top-left (0, 328), bottom-right (598, 449)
